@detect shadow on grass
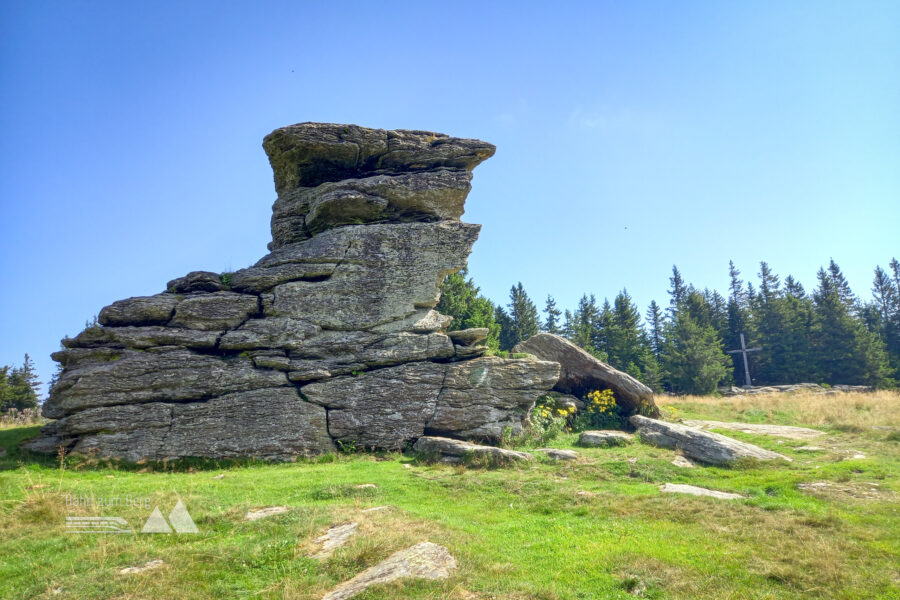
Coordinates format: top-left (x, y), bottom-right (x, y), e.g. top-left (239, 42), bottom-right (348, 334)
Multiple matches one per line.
top-left (0, 424), bottom-right (391, 473)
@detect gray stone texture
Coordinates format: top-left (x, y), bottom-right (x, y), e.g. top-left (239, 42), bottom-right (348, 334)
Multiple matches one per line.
top-left (630, 415), bottom-right (791, 465)
top-left (25, 122), bottom-right (559, 461)
top-left (514, 333), bottom-right (658, 416)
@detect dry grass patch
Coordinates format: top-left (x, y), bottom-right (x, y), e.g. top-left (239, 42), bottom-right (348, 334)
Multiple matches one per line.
top-left (657, 390), bottom-right (900, 431)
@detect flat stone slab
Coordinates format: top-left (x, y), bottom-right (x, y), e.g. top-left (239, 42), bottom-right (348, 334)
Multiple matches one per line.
top-left (671, 455), bottom-right (696, 468)
top-left (244, 506), bottom-right (289, 521)
top-left (681, 420), bottom-right (824, 440)
top-left (578, 430), bottom-right (634, 447)
top-left (630, 415), bottom-right (791, 466)
top-left (311, 522), bottom-right (359, 559)
top-left (535, 448), bottom-right (579, 460)
top-left (413, 436), bottom-right (532, 464)
top-left (321, 541), bottom-right (456, 600)
top-left (119, 559), bottom-right (165, 575)
top-left (660, 483), bottom-right (744, 500)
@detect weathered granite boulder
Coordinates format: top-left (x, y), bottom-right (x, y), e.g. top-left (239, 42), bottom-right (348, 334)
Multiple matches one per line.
top-left (25, 123), bottom-right (558, 461)
top-left (412, 435), bottom-right (533, 464)
top-left (630, 415), bottom-right (790, 465)
top-left (513, 333), bottom-right (658, 417)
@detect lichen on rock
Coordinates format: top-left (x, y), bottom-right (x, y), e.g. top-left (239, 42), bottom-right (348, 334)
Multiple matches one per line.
top-left (26, 122), bottom-right (559, 461)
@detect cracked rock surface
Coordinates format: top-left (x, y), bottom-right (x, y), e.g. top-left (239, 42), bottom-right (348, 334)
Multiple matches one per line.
top-left (26, 123), bottom-right (559, 461)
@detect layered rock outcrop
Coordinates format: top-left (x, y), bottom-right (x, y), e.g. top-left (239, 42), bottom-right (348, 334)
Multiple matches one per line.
top-left (27, 123), bottom-right (559, 461)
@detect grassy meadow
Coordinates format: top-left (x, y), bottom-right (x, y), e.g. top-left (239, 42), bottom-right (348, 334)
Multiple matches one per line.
top-left (1, 390), bottom-right (899, 599)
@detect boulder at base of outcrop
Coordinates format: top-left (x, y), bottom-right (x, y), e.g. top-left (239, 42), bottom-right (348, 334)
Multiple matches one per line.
top-left (413, 436), bottom-right (532, 464)
top-left (321, 541), bottom-right (456, 600)
top-left (660, 483), bottom-right (744, 500)
top-left (535, 448), bottom-right (579, 460)
top-left (513, 333), bottom-right (658, 417)
top-left (630, 415), bottom-right (790, 466)
top-left (577, 430), bottom-right (634, 447)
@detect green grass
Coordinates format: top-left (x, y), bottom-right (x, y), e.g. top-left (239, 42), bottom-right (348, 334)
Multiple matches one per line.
top-left (2, 392), bottom-right (899, 599)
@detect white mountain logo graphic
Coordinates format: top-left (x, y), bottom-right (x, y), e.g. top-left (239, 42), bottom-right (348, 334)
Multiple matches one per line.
top-left (141, 499), bottom-right (199, 534)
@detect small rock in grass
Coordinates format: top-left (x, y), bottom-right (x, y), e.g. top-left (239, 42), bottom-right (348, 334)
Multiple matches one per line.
top-left (211, 473), bottom-right (225, 480)
top-left (311, 522), bottom-right (359, 559)
top-left (795, 446), bottom-right (825, 452)
top-left (671, 455), bottom-right (696, 468)
top-left (535, 448), bottom-right (579, 461)
top-left (26, 484), bottom-right (50, 490)
top-left (321, 541), bottom-right (456, 600)
top-left (361, 506), bottom-right (390, 513)
top-left (578, 431), bottom-right (633, 447)
top-left (660, 483), bottom-right (744, 500)
top-left (244, 506), bottom-right (289, 521)
top-left (119, 559), bottom-right (164, 575)
top-left (413, 436), bottom-right (532, 464)
top-left (354, 483), bottom-right (378, 490)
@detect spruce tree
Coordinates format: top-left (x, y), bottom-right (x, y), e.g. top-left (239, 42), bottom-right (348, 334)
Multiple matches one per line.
top-left (661, 309), bottom-right (733, 394)
top-left (0, 366), bottom-right (10, 413)
top-left (506, 282), bottom-right (540, 347)
top-left (871, 262), bottom-right (900, 380)
top-left (811, 266), bottom-right (891, 386)
top-left (5, 354), bottom-right (40, 411)
top-left (543, 295), bottom-right (562, 335)
top-left (667, 265), bottom-right (687, 317)
top-left (725, 261), bottom-right (754, 385)
top-left (494, 306), bottom-right (516, 351)
top-left (436, 269), bottom-right (500, 350)
top-left (571, 294), bottom-right (599, 352)
top-left (646, 300), bottom-right (664, 361)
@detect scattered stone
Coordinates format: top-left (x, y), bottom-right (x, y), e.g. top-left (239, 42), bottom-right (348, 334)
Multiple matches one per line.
top-left (119, 559), bottom-right (165, 575)
top-left (660, 483), bottom-right (744, 500)
top-left (361, 506), bottom-right (390, 513)
top-left (321, 541), bottom-right (456, 600)
top-left (535, 448), bottom-right (579, 461)
top-left (681, 420), bottom-right (824, 440)
top-left (513, 333), bottom-right (658, 416)
top-left (211, 473), bottom-right (225, 479)
top-left (630, 415), bottom-right (791, 466)
top-left (671, 455), bottom-right (696, 468)
top-left (167, 271), bottom-right (228, 294)
top-left (719, 383), bottom-right (872, 396)
top-left (798, 481), bottom-right (892, 499)
top-left (846, 452), bottom-right (867, 460)
top-left (311, 522), bottom-right (359, 559)
top-left (354, 484), bottom-right (378, 490)
top-left (795, 446), bottom-right (825, 452)
top-left (447, 328), bottom-right (489, 346)
top-left (578, 430), bottom-right (634, 447)
top-left (244, 506), bottom-right (289, 521)
top-left (413, 436), bottom-right (532, 464)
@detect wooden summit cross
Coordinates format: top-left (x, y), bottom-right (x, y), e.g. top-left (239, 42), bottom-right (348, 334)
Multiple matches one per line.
top-left (727, 333), bottom-right (761, 388)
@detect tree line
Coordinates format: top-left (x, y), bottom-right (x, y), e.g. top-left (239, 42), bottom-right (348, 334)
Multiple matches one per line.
top-left (437, 258), bottom-right (900, 394)
top-left (0, 354), bottom-right (41, 413)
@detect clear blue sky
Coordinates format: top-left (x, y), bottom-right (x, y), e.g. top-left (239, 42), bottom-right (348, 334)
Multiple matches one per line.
top-left (2, 1), bottom-right (898, 394)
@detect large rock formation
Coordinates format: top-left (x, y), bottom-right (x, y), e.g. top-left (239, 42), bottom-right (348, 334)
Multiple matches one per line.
top-left (27, 123), bottom-right (559, 461)
top-left (513, 333), bottom-right (658, 417)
